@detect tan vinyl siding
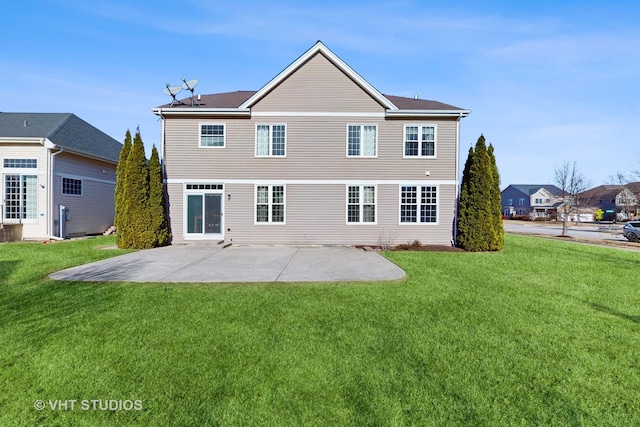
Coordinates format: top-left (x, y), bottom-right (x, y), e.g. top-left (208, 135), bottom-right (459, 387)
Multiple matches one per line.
top-left (168, 182), bottom-right (456, 246)
top-left (252, 53), bottom-right (385, 113)
top-left (53, 153), bottom-right (117, 236)
top-left (164, 117), bottom-right (459, 182)
top-left (223, 183), bottom-right (455, 246)
top-left (167, 182), bottom-right (185, 243)
top-left (0, 144), bottom-right (47, 239)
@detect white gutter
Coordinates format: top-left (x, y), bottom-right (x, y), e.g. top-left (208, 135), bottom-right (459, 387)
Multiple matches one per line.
top-left (48, 144), bottom-right (64, 240)
top-left (159, 110), bottom-right (166, 179)
top-left (385, 110), bottom-right (471, 118)
top-left (152, 107), bottom-right (251, 117)
top-left (453, 116), bottom-right (461, 245)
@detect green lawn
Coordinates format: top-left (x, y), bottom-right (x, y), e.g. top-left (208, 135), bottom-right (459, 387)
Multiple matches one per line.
top-left (1, 235), bottom-right (639, 426)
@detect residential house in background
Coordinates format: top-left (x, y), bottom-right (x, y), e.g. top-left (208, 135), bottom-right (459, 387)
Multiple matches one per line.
top-left (580, 183), bottom-right (640, 221)
top-left (153, 41), bottom-right (469, 246)
top-left (0, 113), bottom-right (122, 241)
top-left (501, 184), bottom-right (562, 219)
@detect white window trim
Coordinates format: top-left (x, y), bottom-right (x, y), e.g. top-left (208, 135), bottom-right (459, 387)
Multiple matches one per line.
top-left (402, 124), bottom-right (437, 158)
top-left (398, 184), bottom-right (439, 225)
top-left (2, 158), bottom-right (38, 169)
top-left (254, 184), bottom-right (286, 225)
top-left (346, 124), bottom-right (378, 158)
top-left (199, 122), bottom-right (226, 148)
top-left (2, 172), bottom-right (39, 223)
top-left (183, 183), bottom-right (225, 240)
top-left (61, 176), bottom-right (83, 197)
top-left (345, 185), bottom-right (377, 225)
top-left (255, 124), bottom-right (287, 157)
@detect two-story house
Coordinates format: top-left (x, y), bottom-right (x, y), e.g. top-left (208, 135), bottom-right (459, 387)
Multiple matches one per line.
top-left (153, 41), bottom-right (469, 246)
top-left (580, 183), bottom-right (640, 221)
top-left (501, 184), bottom-right (563, 219)
top-left (0, 113), bottom-right (121, 241)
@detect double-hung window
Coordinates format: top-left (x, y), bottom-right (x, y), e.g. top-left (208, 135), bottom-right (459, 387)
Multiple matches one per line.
top-left (404, 125), bottom-right (436, 157)
top-left (3, 158), bottom-right (38, 221)
top-left (400, 185), bottom-right (437, 223)
top-left (62, 177), bottom-right (82, 196)
top-left (256, 185), bottom-right (285, 223)
top-left (347, 185), bottom-right (376, 223)
top-left (347, 124), bottom-right (377, 157)
top-left (256, 124), bottom-right (286, 157)
top-left (200, 123), bottom-right (225, 147)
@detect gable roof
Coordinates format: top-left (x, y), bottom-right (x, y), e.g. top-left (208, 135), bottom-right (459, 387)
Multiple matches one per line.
top-left (580, 183), bottom-right (640, 200)
top-left (504, 184), bottom-right (562, 196)
top-left (154, 41), bottom-right (469, 118)
top-left (240, 41), bottom-right (396, 110)
top-left (0, 113), bottom-right (122, 163)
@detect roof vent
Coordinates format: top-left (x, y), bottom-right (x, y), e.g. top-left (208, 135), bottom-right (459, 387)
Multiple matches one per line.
top-left (414, 94), bottom-right (418, 100)
top-left (23, 120), bottom-right (28, 127)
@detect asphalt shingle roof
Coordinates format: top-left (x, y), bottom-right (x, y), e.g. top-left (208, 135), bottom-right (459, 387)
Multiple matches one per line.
top-left (508, 184), bottom-right (562, 196)
top-left (0, 113), bottom-right (122, 163)
top-left (158, 91), bottom-right (465, 111)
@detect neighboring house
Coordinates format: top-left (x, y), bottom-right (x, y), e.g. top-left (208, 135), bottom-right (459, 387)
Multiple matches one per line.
top-left (153, 41), bottom-right (469, 246)
top-left (580, 183), bottom-right (640, 220)
top-left (501, 184), bottom-right (562, 219)
top-left (0, 113), bottom-right (122, 240)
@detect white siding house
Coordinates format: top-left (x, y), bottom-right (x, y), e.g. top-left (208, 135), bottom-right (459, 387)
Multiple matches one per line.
top-left (154, 41), bottom-right (469, 247)
top-left (0, 113), bottom-right (122, 240)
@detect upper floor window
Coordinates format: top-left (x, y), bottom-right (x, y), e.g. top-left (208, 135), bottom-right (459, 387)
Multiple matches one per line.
top-left (507, 198), bottom-right (513, 206)
top-left (4, 158), bottom-right (37, 168)
top-left (62, 177), bottom-right (82, 196)
top-left (256, 124), bottom-right (286, 157)
top-left (534, 198), bottom-right (542, 204)
top-left (347, 124), bottom-right (377, 157)
top-left (404, 125), bottom-right (436, 157)
top-left (200, 123), bottom-right (225, 147)
top-left (519, 198), bottom-right (526, 205)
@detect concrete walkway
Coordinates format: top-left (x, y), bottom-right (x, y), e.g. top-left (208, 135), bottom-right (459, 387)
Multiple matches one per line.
top-left (49, 244), bottom-right (406, 283)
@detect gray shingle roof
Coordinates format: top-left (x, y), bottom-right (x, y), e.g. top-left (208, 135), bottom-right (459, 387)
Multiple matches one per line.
top-left (157, 91), bottom-right (465, 111)
top-left (508, 184), bottom-right (562, 196)
top-left (0, 113), bottom-right (122, 163)
top-left (383, 95), bottom-right (465, 111)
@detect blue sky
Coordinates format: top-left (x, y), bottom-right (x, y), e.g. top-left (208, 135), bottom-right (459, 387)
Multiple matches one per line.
top-left (3, 0), bottom-right (639, 188)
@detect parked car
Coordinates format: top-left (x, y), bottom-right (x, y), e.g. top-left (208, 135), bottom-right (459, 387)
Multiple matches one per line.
top-left (622, 221), bottom-right (640, 242)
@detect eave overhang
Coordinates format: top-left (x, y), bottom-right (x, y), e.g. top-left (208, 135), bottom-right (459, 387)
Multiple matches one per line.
top-left (152, 107), bottom-right (251, 117)
top-left (385, 109), bottom-right (471, 119)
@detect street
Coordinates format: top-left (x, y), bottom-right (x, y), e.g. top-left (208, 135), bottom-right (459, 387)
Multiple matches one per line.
top-left (503, 220), bottom-right (627, 242)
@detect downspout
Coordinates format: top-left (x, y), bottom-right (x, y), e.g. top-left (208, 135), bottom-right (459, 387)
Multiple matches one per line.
top-left (159, 109), bottom-right (166, 177)
top-left (48, 147), bottom-right (65, 240)
top-left (452, 113), bottom-right (462, 246)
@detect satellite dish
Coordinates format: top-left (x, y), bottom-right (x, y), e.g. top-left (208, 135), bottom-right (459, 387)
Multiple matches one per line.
top-left (182, 78), bottom-right (200, 106)
top-left (163, 83), bottom-right (184, 107)
top-left (182, 78), bottom-right (198, 91)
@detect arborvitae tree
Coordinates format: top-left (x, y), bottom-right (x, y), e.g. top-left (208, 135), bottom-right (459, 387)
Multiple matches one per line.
top-left (456, 135), bottom-right (502, 251)
top-left (115, 130), bottom-right (132, 248)
top-left (148, 145), bottom-right (171, 247)
top-left (488, 144), bottom-right (504, 250)
top-left (123, 129), bottom-right (151, 249)
top-left (456, 146), bottom-right (475, 249)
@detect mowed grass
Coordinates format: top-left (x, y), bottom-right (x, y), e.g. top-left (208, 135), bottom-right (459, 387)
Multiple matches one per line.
top-left (1, 235), bottom-right (639, 426)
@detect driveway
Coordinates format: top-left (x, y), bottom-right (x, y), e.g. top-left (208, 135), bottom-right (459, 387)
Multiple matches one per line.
top-left (49, 244), bottom-right (406, 283)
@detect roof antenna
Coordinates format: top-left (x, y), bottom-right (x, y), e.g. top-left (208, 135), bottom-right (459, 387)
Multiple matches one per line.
top-left (182, 78), bottom-right (200, 106)
top-left (163, 83), bottom-right (183, 107)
